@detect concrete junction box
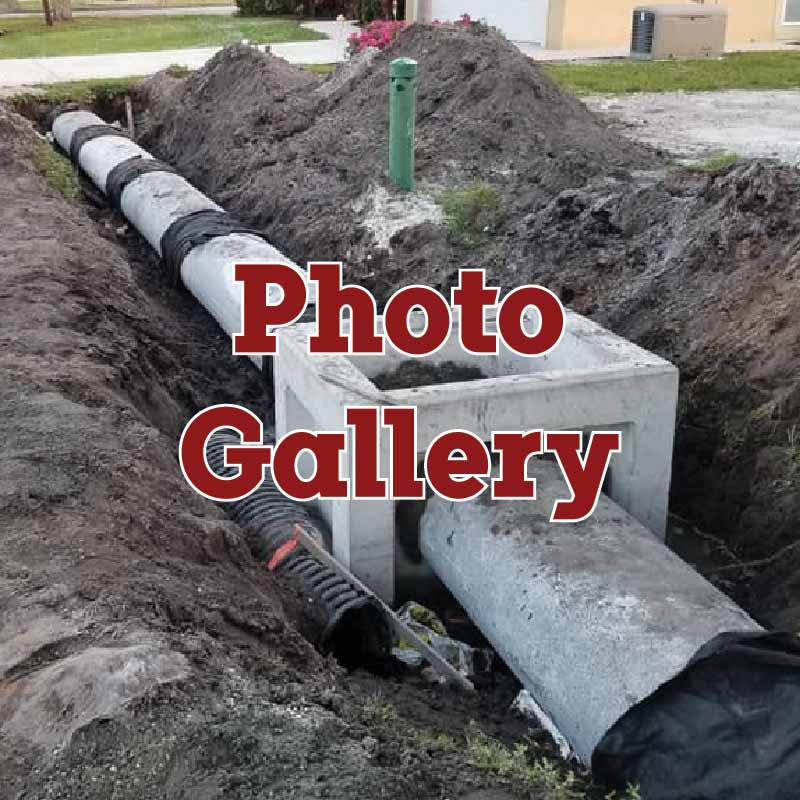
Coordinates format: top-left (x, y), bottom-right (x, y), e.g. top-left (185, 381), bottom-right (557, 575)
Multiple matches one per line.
top-left (274, 309), bottom-right (678, 601)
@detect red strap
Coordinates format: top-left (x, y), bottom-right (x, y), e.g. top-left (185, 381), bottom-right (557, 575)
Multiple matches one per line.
top-left (267, 533), bottom-right (299, 572)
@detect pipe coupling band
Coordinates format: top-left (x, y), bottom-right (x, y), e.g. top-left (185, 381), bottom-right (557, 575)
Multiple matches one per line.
top-left (160, 209), bottom-right (267, 282)
top-left (105, 156), bottom-right (177, 210)
top-left (69, 124), bottom-right (131, 164)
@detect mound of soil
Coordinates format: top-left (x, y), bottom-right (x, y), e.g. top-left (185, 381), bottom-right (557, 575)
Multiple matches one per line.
top-left (140, 27), bottom-right (656, 297)
top-left (138, 25), bottom-right (800, 625)
top-left (515, 163), bottom-right (800, 624)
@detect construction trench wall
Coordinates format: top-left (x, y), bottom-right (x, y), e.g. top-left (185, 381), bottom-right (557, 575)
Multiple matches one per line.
top-left (49, 110), bottom-right (389, 656)
top-left (51, 110), bottom-right (800, 800)
top-left (51, 110), bottom-right (311, 369)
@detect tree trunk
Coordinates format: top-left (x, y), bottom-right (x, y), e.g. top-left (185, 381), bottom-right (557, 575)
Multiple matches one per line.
top-left (50, 0), bottom-right (72, 22)
top-left (41, 0), bottom-right (53, 26)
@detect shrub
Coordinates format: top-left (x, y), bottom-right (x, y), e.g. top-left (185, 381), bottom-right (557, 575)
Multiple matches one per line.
top-left (358, 0), bottom-right (392, 23)
top-left (436, 183), bottom-right (504, 245)
top-left (466, 727), bottom-right (583, 800)
top-left (689, 153), bottom-right (742, 173)
top-left (236, 0), bottom-right (270, 15)
top-left (432, 14), bottom-right (491, 35)
top-left (347, 19), bottom-right (405, 54)
top-left (361, 692), bottom-right (398, 724)
top-left (236, 0), bottom-right (355, 15)
top-left (165, 64), bottom-right (192, 78)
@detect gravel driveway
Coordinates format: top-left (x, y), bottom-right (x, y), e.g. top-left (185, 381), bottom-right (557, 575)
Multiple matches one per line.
top-left (583, 89), bottom-right (800, 166)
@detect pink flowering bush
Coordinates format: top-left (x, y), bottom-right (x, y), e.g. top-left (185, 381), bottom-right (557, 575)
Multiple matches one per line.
top-left (348, 19), bottom-right (405, 54)
top-left (347, 13), bottom-right (478, 56)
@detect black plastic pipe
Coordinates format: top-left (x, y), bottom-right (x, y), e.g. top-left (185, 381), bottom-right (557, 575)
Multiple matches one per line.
top-left (206, 431), bottom-right (392, 669)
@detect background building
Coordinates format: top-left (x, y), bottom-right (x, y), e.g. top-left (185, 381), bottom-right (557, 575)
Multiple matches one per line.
top-left (406, 0), bottom-right (799, 48)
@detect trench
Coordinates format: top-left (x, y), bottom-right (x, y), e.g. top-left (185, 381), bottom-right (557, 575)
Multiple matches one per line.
top-left (9, 100), bottom-right (553, 797)
top-left (18, 85), bottom-right (800, 800)
top-left (8, 85), bottom-right (750, 609)
top-left (14, 90), bottom-right (501, 682)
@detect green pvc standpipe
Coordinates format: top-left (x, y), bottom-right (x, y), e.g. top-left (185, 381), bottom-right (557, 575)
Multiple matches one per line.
top-left (389, 57), bottom-right (418, 191)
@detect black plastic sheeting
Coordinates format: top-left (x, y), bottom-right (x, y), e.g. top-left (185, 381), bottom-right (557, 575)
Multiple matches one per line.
top-left (593, 631), bottom-right (800, 799)
top-left (69, 123), bottom-right (130, 163)
top-left (206, 431), bottom-right (392, 670)
top-left (160, 209), bottom-right (267, 283)
top-left (105, 156), bottom-right (176, 210)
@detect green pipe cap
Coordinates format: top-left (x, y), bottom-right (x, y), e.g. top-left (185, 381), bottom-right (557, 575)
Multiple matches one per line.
top-left (390, 57), bottom-right (418, 79)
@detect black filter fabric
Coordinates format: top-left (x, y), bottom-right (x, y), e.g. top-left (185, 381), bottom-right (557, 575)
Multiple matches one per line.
top-left (69, 124), bottom-right (130, 163)
top-left (593, 631), bottom-right (800, 800)
top-left (159, 209), bottom-right (267, 282)
top-left (105, 156), bottom-right (176, 210)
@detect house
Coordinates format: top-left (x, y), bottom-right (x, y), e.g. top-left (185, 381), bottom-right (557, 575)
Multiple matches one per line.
top-left (406, 0), bottom-right (800, 49)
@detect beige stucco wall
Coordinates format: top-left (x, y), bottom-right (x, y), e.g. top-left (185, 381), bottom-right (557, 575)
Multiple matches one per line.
top-left (710, 0), bottom-right (779, 43)
top-left (407, 0), bottom-right (783, 46)
top-left (548, 0), bottom-right (779, 49)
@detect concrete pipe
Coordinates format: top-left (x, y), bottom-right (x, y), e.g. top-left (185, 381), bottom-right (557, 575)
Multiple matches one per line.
top-left (419, 462), bottom-right (766, 766)
top-left (52, 110), bottom-right (307, 368)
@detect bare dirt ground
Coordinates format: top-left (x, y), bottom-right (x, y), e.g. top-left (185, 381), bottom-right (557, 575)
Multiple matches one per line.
top-left (138, 26), bottom-right (800, 626)
top-left (0, 104), bottom-right (581, 799)
top-left (584, 89), bottom-right (800, 165)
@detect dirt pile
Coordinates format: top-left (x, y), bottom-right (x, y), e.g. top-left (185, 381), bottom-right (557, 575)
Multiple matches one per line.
top-left (373, 360), bottom-right (486, 390)
top-left (140, 26), bottom-right (657, 297)
top-left (510, 161), bottom-right (800, 624)
top-left (139, 25), bottom-right (800, 626)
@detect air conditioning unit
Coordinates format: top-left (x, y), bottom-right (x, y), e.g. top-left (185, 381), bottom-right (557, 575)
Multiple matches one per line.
top-left (631, 4), bottom-right (728, 60)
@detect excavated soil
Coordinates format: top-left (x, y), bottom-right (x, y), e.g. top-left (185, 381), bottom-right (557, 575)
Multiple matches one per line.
top-left (373, 360), bottom-right (487, 390)
top-left (138, 25), bottom-right (800, 626)
top-left (140, 26), bottom-right (657, 302)
top-left (0, 105), bottom-right (584, 799)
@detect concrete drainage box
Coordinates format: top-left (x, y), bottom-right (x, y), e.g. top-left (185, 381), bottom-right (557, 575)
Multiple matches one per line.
top-left (274, 309), bottom-right (678, 601)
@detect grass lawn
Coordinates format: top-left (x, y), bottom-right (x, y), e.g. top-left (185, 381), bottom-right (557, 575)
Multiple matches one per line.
top-left (544, 51), bottom-right (800, 95)
top-left (0, 14), bottom-right (323, 59)
top-left (304, 62), bottom-right (335, 73)
top-left (9, 75), bottom-right (142, 102)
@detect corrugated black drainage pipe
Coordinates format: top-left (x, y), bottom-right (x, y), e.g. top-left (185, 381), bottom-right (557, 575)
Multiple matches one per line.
top-left (207, 431), bottom-right (392, 670)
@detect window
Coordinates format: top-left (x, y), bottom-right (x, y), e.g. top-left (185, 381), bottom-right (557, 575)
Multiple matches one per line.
top-left (785, 0), bottom-right (800, 24)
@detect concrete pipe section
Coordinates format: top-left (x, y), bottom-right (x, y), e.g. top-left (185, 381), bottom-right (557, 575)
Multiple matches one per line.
top-left (51, 111), bottom-right (307, 368)
top-left (421, 462), bottom-right (800, 799)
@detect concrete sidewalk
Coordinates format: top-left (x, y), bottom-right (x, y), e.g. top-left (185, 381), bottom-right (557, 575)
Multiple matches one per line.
top-left (0, 19), bottom-right (356, 87)
top-left (0, 5), bottom-right (237, 17)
